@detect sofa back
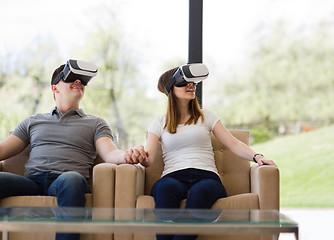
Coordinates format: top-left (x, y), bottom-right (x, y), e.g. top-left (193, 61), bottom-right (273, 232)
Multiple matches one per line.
top-left (144, 129), bottom-right (251, 197)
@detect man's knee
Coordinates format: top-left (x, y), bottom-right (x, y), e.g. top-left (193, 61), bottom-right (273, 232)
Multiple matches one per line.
top-left (0, 172), bottom-right (42, 198)
top-left (59, 171), bottom-right (85, 183)
top-left (51, 172), bottom-right (89, 207)
top-left (56, 172), bottom-right (89, 192)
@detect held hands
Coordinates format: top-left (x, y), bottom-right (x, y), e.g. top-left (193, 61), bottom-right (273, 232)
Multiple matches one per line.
top-left (124, 145), bottom-right (149, 166)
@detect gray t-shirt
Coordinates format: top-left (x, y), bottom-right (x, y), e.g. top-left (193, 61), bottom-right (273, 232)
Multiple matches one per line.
top-left (12, 107), bottom-right (113, 179)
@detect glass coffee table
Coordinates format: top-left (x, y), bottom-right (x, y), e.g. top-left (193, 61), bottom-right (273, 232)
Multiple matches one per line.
top-left (0, 207), bottom-right (298, 240)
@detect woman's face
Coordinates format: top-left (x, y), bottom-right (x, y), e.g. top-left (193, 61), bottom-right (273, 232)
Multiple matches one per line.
top-left (173, 82), bottom-right (196, 101)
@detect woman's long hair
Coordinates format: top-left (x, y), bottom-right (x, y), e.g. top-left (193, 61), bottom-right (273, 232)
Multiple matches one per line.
top-left (158, 67), bottom-right (204, 134)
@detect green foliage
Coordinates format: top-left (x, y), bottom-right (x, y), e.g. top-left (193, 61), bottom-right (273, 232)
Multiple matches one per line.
top-left (72, 22), bottom-right (162, 148)
top-left (252, 125), bottom-right (334, 207)
top-left (0, 10), bottom-right (163, 146)
top-left (207, 22), bottom-right (334, 131)
top-left (0, 39), bottom-right (61, 139)
top-left (250, 126), bottom-right (273, 144)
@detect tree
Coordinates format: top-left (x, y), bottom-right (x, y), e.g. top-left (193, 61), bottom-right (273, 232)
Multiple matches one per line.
top-left (73, 23), bottom-right (160, 147)
top-left (209, 21), bottom-right (334, 136)
top-left (0, 38), bottom-right (61, 139)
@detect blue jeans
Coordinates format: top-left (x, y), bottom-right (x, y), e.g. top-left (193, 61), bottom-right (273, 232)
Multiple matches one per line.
top-left (151, 168), bottom-right (227, 240)
top-left (0, 171), bottom-right (90, 240)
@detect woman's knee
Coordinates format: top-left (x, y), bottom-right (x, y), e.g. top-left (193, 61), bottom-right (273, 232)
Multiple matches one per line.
top-left (151, 177), bottom-right (187, 208)
top-left (193, 179), bottom-right (226, 196)
top-left (152, 177), bottom-right (182, 196)
top-left (187, 179), bottom-right (226, 208)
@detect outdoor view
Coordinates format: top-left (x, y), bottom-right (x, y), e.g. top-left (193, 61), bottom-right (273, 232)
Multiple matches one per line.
top-left (0, 0), bottom-right (333, 239)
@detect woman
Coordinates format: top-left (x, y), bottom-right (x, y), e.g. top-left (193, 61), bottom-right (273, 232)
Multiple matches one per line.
top-left (136, 64), bottom-right (277, 240)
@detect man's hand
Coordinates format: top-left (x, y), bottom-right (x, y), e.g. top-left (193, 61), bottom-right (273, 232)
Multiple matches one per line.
top-left (124, 145), bottom-right (149, 165)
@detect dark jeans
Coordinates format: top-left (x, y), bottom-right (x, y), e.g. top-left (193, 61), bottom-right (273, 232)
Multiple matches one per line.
top-left (151, 168), bottom-right (227, 240)
top-left (0, 171), bottom-right (90, 240)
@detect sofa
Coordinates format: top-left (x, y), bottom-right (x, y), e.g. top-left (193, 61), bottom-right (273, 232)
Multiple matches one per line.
top-left (114, 129), bottom-right (280, 240)
top-left (0, 144), bottom-right (116, 240)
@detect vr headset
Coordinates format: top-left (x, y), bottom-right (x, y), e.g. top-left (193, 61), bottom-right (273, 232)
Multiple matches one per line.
top-left (54, 59), bottom-right (98, 86)
top-left (165, 63), bottom-right (209, 95)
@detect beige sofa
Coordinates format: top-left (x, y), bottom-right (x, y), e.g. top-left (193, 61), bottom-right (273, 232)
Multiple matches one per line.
top-left (0, 145), bottom-right (116, 240)
top-left (114, 129), bottom-right (280, 240)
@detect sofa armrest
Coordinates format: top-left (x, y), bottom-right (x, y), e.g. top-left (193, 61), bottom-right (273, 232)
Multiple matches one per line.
top-left (250, 165), bottom-right (280, 210)
top-left (92, 163), bottom-right (117, 208)
top-left (115, 164), bottom-right (145, 208)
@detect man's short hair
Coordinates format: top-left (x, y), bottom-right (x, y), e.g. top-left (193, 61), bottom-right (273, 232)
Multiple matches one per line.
top-left (51, 64), bottom-right (65, 85)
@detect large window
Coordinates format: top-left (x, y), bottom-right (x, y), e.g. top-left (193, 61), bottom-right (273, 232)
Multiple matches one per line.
top-left (1, 0), bottom-right (333, 207)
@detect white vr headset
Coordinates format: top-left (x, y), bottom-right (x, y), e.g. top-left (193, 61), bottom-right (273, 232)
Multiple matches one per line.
top-left (54, 59), bottom-right (98, 86)
top-left (165, 63), bottom-right (209, 95)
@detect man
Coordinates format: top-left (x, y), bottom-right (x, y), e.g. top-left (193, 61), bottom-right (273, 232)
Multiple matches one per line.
top-left (0, 60), bottom-right (147, 240)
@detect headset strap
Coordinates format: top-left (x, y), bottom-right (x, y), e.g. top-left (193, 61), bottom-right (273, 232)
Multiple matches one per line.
top-left (53, 72), bottom-right (64, 85)
top-left (165, 77), bottom-right (176, 95)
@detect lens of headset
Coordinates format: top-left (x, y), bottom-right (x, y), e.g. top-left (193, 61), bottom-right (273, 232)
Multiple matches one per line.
top-left (174, 81), bottom-right (197, 87)
top-left (63, 75), bottom-right (88, 86)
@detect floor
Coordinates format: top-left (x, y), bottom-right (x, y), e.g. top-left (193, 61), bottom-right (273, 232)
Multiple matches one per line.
top-left (279, 208), bottom-right (334, 240)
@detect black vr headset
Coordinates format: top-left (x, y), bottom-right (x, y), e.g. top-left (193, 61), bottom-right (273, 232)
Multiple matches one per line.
top-left (165, 63), bottom-right (209, 95)
top-left (54, 59), bottom-right (98, 86)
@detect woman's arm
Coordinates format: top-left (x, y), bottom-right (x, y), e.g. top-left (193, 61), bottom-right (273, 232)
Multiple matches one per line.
top-left (212, 121), bottom-right (276, 166)
top-left (141, 132), bottom-right (160, 168)
top-left (122, 132), bottom-right (159, 168)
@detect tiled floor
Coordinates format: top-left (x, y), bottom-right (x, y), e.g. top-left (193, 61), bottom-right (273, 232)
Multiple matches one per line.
top-left (279, 208), bottom-right (334, 240)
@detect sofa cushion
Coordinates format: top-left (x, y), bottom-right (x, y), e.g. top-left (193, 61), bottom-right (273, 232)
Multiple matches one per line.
top-left (136, 195), bottom-right (155, 209)
top-left (211, 193), bottom-right (259, 209)
top-left (136, 193), bottom-right (259, 210)
top-left (0, 196), bottom-right (57, 207)
top-left (0, 193), bottom-right (93, 207)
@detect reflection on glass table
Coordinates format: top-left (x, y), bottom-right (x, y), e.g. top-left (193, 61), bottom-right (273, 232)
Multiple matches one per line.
top-left (0, 207), bottom-right (299, 240)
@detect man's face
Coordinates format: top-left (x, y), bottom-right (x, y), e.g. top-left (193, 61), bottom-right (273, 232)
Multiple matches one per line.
top-left (52, 79), bottom-right (85, 102)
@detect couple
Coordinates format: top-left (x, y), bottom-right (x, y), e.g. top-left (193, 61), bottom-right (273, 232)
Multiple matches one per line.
top-left (0, 60), bottom-right (277, 240)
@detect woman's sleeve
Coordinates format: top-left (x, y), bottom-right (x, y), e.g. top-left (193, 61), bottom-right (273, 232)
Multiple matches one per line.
top-left (147, 117), bottom-right (162, 138)
top-left (203, 109), bottom-right (221, 131)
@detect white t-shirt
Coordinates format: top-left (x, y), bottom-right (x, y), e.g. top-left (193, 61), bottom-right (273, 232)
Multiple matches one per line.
top-left (148, 109), bottom-right (220, 177)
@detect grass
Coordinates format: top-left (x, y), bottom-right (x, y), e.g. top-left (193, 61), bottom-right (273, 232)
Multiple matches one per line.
top-left (252, 125), bottom-right (334, 207)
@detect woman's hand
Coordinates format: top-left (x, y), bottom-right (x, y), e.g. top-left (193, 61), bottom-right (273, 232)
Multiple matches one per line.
top-left (255, 156), bottom-right (277, 167)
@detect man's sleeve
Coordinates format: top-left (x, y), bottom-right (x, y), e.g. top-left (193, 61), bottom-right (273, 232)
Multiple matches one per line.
top-left (12, 117), bottom-right (31, 145)
top-left (94, 118), bottom-right (113, 143)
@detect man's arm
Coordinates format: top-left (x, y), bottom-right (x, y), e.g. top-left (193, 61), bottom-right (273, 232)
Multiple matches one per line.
top-left (95, 137), bottom-right (127, 164)
top-left (95, 136), bottom-right (148, 165)
top-left (0, 134), bottom-right (27, 161)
